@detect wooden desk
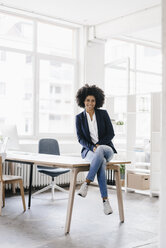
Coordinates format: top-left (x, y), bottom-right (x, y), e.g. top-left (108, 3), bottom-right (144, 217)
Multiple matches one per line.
top-left (4, 151), bottom-right (130, 234)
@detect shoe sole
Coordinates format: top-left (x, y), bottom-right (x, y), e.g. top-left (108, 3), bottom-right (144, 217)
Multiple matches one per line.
top-left (104, 211), bottom-right (113, 215)
top-left (78, 193), bottom-right (86, 197)
top-left (107, 211), bottom-right (113, 215)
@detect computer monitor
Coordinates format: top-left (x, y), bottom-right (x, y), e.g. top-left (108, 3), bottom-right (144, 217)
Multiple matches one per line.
top-left (0, 124), bottom-right (20, 151)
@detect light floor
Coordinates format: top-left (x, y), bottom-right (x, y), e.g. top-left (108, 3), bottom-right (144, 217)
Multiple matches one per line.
top-left (0, 186), bottom-right (159, 248)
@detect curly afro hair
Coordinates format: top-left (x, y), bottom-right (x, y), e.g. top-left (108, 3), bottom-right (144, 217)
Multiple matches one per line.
top-left (76, 84), bottom-right (105, 109)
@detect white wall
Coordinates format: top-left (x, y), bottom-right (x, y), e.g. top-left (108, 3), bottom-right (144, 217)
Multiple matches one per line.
top-left (160, 1), bottom-right (166, 247)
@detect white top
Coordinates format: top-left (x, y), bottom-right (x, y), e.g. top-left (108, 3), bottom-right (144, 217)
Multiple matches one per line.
top-left (86, 112), bottom-right (99, 144)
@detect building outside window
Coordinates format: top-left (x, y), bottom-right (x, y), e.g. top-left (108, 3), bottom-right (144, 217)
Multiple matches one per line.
top-left (0, 11), bottom-right (77, 136)
top-left (0, 51), bottom-right (6, 61)
top-left (0, 82), bottom-right (6, 96)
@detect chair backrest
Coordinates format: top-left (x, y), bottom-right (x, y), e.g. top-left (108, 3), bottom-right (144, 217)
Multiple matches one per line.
top-left (39, 139), bottom-right (60, 155)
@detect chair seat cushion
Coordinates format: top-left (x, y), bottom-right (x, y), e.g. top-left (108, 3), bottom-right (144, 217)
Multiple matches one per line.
top-left (37, 165), bottom-right (70, 177)
top-left (3, 175), bottom-right (23, 182)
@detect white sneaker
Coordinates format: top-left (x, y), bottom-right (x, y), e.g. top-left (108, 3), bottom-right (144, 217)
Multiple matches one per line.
top-left (103, 199), bottom-right (113, 215)
top-left (78, 182), bottom-right (88, 197)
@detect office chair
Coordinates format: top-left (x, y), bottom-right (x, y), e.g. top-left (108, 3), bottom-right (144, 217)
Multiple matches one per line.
top-left (32, 138), bottom-right (70, 200)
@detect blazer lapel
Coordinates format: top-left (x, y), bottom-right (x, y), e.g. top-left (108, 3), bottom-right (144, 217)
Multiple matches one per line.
top-left (95, 109), bottom-right (101, 139)
top-left (83, 110), bottom-right (92, 142)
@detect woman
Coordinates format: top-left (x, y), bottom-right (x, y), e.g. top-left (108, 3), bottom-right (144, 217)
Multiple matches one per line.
top-left (75, 84), bottom-right (117, 215)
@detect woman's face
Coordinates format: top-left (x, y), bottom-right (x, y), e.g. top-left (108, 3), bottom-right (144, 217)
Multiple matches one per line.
top-left (84, 95), bottom-right (96, 112)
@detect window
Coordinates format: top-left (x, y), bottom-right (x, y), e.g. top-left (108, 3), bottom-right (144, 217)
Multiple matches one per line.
top-left (55, 86), bottom-right (61, 94)
top-left (105, 40), bottom-right (162, 95)
top-left (0, 13), bottom-right (33, 50)
top-left (0, 50), bottom-right (33, 135)
top-left (39, 59), bottom-right (74, 133)
top-left (136, 45), bottom-right (162, 74)
top-left (105, 40), bottom-right (135, 68)
top-left (0, 51), bottom-right (6, 61)
top-left (26, 55), bottom-right (32, 63)
top-left (0, 82), bottom-right (6, 95)
top-left (105, 39), bottom-right (161, 95)
top-left (136, 72), bottom-right (161, 94)
top-left (37, 22), bottom-right (74, 57)
top-left (105, 67), bottom-right (128, 96)
top-left (105, 39), bottom-right (161, 141)
top-left (49, 114), bottom-right (61, 120)
top-left (0, 11), bottom-right (77, 137)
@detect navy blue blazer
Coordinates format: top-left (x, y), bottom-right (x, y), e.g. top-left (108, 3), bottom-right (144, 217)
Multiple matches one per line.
top-left (76, 109), bottom-right (117, 158)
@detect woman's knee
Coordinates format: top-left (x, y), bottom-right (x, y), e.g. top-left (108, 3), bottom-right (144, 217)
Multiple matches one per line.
top-left (100, 145), bottom-right (114, 161)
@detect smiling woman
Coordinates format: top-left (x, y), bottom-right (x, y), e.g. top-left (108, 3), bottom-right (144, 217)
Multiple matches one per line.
top-left (75, 84), bottom-right (117, 215)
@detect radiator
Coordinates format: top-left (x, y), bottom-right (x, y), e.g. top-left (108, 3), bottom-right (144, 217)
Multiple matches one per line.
top-left (4, 162), bottom-right (85, 189)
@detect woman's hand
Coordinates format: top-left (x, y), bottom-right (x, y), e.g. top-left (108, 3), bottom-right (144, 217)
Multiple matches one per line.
top-left (93, 144), bottom-right (100, 152)
top-left (93, 146), bottom-right (96, 152)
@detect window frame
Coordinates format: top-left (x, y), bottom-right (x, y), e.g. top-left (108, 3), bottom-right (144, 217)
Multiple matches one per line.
top-left (104, 38), bottom-right (162, 96)
top-left (104, 38), bottom-right (162, 141)
top-left (35, 53), bottom-right (77, 139)
top-left (0, 10), bottom-right (79, 139)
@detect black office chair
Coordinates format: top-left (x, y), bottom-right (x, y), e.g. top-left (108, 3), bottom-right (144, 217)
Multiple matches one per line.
top-left (32, 138), bottom-right (70, 200)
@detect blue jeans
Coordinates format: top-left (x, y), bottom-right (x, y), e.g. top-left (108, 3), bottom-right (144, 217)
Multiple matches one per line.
top-left (84, 145), bottom-right (114, 198)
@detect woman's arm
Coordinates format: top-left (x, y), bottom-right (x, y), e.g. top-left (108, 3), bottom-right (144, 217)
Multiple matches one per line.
top-left (96, 110), bottom-right (115, 145)
top-left (76, 115), bottom-right (95, 151)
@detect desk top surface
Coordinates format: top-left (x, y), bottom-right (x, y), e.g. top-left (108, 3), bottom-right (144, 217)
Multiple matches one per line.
top-left (5, 151), bottom-right (131, 169)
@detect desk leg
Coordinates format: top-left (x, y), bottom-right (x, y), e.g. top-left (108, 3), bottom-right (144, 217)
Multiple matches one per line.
top-left (115, 167), bottom-right (124, 222)
top-left (28, 163), bottom-right (33, 209)
top-left (65, 168), bottom-right (79, 234)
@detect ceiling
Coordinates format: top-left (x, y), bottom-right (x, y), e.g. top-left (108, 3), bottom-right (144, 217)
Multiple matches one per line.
top-left (0, 0), bottom-right (161, 44)
top-left (126, 26), bottom-right (161, 44)
top-left (0, 0), bottom-right (161, 26)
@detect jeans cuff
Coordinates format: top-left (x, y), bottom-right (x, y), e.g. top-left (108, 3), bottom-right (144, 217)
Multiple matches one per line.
top-left (86, 176), bottom-right (94, 182)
